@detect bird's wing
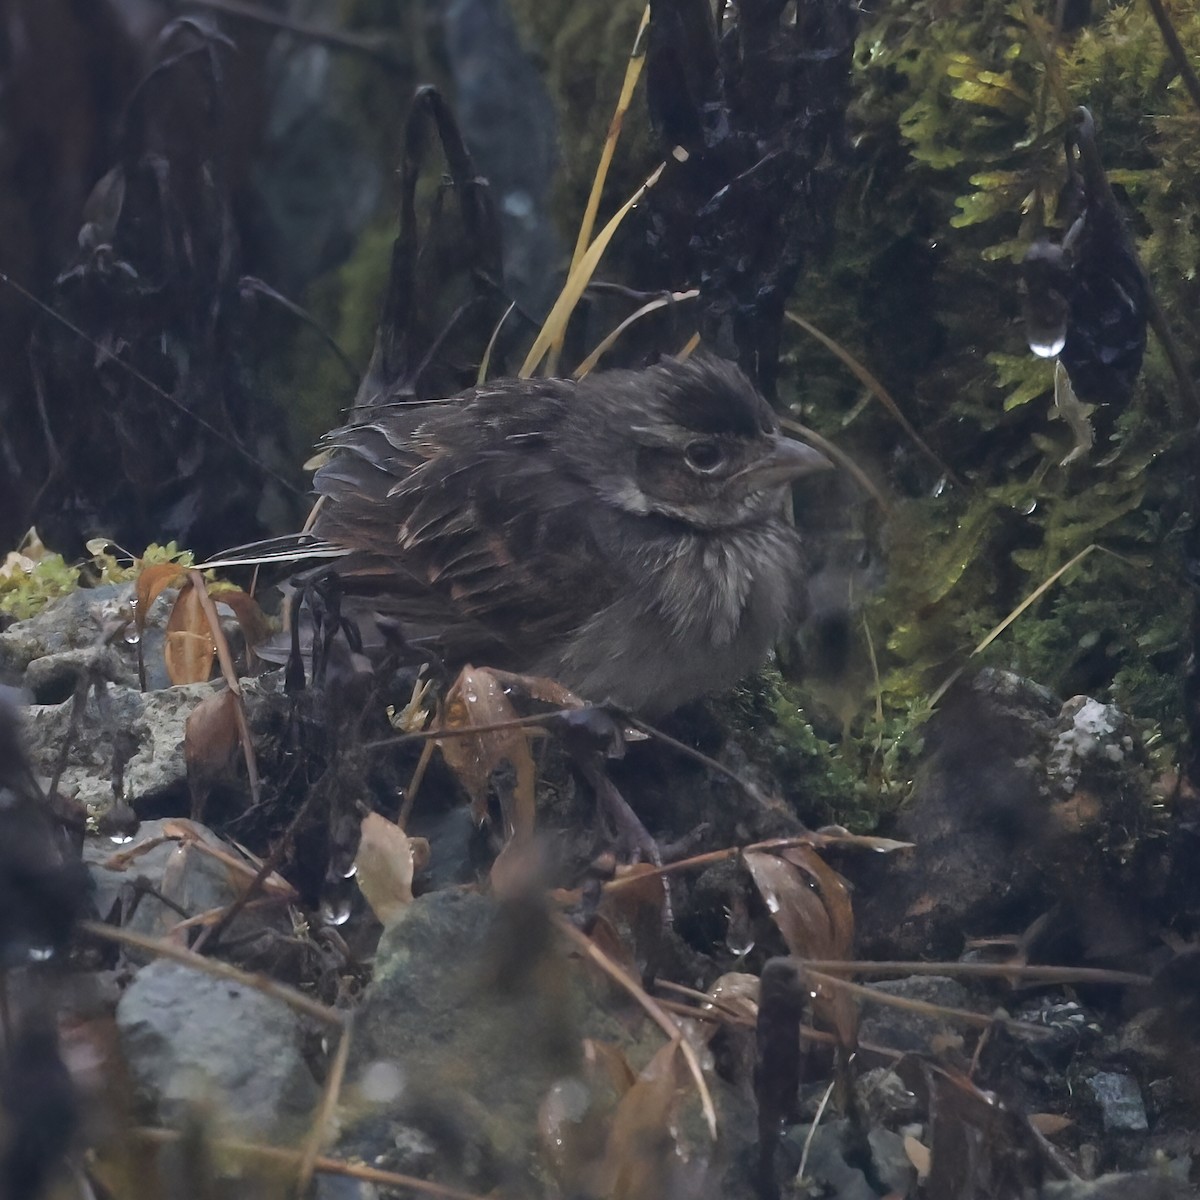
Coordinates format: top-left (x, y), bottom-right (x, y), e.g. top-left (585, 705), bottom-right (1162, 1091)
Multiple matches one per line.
top-left (310, 380), bottom-right (626, 665)
top-left (197, 533), bottom-right (349, 571)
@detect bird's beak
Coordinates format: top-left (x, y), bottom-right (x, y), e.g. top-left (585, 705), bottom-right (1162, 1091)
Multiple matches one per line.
top-left (739, 435), bottom-right (833, 491)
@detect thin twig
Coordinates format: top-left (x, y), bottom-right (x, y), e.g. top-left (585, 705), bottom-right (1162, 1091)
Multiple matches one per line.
top-left (786, 312), bottom-right (964, 488)
top-left (0, 271), bottom-right (301, 494)
top-left (295, 1017), bottom-right (353, 1196)
top-left (188, 570), bottom-right (261, 804)
top-left (194, 763), bottom-right (327, 952)
top-left (623, 713), bottom-right (778, 809)
top-left (553, 913), bottom-right (718, 1139)
top-left (797, 1080), bottom-right (836, 1186)
top-left (80, 920), bottom-right (343, 1027)
top-left (545, 4), bottom-right (651, 375)
top-left (803, 968), bottom-right (1047, 1037)
top-left (779, 416), bottom-right (891, 513)
top-left (797, 958), bottom-right (1152, 987)
top-left (1144, 0), bottom-right (1200, 119)
top-left (129, 1127), bottom-right (488, 1200)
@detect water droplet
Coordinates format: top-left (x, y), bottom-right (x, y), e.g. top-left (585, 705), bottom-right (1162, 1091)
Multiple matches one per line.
top-left (1028, 333), bottom-right (1066, 358)
top-left (341, 862), bottom-right (358, 880)
top-left (320, 896), bottom-right (352, 926)
top-left (1018, 498), bottom-right (1038, 515)
top-left (109, 833), bottom-right (134, 845)
top-left (726, 931), bottom-right (755, 956)
top-left (360, 1059), bottom-right (407, 1104)
top-left (123, 630), bottom-right (141, 646)
top-left (502, 190), bottom-right (533, 220)
top-left (931, 476), bottom-right (947, 498)
top-left (27, 946), bottom-right (55, 962)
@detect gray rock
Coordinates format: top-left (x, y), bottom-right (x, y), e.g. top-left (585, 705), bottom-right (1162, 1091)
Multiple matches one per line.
top-left (1082, 1070), bottom-right (1149, 1133)
top-left (1048, 696), bottom-right (1136, 794)
top-left (857, 1066), bottom-right (921, 1127)
top-left (0, 582), bottom-right (173, 695)
top-left (785, 1118), bottom-right (915, 1199)
top-left (852, 668), bottom-right (1155, 961)
top-left (858, 975), bottom-right (974, 1055)
top-left (1043, 1166), bottom-right (1191, 1200)
top-left (116, 958), bottom-right (319, 1140)
top-left (21, 680), bottom-right (218, 813)
top-left (84, 819), bottom-right (291, 959)
top-left (331, 888), bottom-right (674, 1195)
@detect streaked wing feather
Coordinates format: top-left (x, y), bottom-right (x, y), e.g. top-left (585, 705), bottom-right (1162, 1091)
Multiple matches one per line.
top-left (310, 378), bottom-right (623, 665)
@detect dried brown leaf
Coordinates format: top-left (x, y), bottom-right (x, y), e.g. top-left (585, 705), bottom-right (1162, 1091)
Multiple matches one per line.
top-left (1027, 1112), bottom-right (1073, 1136)
top-left (439, 666), bottom-right (536, 837)
top-left (594, 1040), bottom-right (682, 1200)
top-left (211, 585), bottom-right (272, 650)
top-left (584, 1038), bottom-right (638, 1099)
top-left (810, 826), bottom-right (916, 853)
top-left (705, 972), bottom-right (761, 1023)
top-left (165, 581), bottom-right (215, 684)
top-left (135, 562), bottom-right (188, 636)
top-left (602, 862), bottom-right (667, 926)
top-left (743, 848), bottom-right (834, 959)
top-left (745, 847), bottom-right (858, 1048)
top-left (779, 845), bottom-right (855, 960)
top-left (903, 1134), bottom-right (930, 1179)
top-left (185, 691), bottom-right (240, 774)
top-left (354, 813), bottom-right (418, 925)
top-left (585, 913), bottom-right (641, 983)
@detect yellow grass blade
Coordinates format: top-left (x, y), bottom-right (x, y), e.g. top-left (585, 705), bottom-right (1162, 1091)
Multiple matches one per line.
top-left (545, 4), bottom-right (651, 376)
top-left (477, 300), bottom-right (517, 385)
top-left (927, 544), bottom-right (1140, 707)
top-left (573, 290), bottom-right (699, 378)
top-left (785, 312), bottom-right (962, 488)
top-left (520, 161), bottom-right (665, 379)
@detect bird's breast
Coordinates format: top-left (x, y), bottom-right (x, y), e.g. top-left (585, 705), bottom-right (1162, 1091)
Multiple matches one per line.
top-left (547, 519), bottom-right (805, 714)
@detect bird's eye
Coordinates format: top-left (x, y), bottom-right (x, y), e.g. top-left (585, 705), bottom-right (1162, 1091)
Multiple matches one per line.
top-left (684, 440), bottom-right (724, 472)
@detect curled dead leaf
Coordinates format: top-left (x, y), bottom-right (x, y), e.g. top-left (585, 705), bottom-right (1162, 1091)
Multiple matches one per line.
top-left (165, 581), bottom-right (215, 684)
top-left (744, 846), bottom-right (858, 1050)
top-left (439, 666), bottom-right (536, 839)
top-left (903, 1133), bottom-right (930, 1179)
top-left (136, 562), bottom-right (188, 637)
top-left (354, 812), bottom-right (421, 925)
top-left (184, 690), bottom-right (241, 820)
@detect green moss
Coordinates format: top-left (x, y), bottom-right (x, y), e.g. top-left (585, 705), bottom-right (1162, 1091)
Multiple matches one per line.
top-left (760, 0), bottom-right (1200, 808)
top-left (0, 551), bottom-right (80, 620)
top-left (719, 668), bottom-right (911, 831)
top-left (0, 539), bottom-right (199, 621)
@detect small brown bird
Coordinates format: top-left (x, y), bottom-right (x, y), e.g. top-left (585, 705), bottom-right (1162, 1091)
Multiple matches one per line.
top-left (282, 354), bottom-right (830, 715)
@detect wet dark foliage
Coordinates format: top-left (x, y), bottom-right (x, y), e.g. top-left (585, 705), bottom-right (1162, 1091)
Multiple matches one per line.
top-left (0, 1020), bottom-right (79, 1200)
top-left (26, 19), bottom-right (293, 557)
top-left (0, 695), bottom-right (86, 1197)
top-left (639, 0), bottom-right (858, 398)
top-left (359, 85), bottom-right (515, 405)
top-left (1021, 107), bottom-right (1148, 410)
top-left (753, 957), bottom-right (805, 1199)
top-left (0, 691), bottom-right (88, 967)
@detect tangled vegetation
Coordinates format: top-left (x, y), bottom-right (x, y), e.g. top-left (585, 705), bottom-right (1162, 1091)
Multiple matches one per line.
top-left (775, 0), bottom-right (1200, 793)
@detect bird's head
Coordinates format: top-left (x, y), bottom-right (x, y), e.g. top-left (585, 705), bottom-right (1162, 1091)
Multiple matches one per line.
top-left (565, 354), bottom-right (830, 530)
